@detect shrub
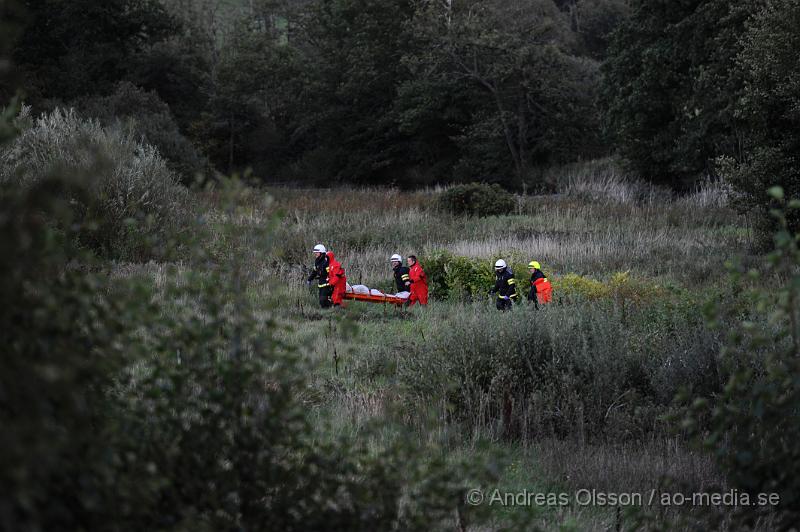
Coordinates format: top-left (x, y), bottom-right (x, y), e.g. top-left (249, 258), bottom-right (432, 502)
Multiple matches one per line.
top-left (0, 107), bottom-right (190, 260)
top-left (1, 175), bottom-right (503, 530)
top-left (398, 299), bottom-right (724, 444)
top-left (436, 182), bottom-right (516, 217)
top-left (554, 271), bottom-right (668, 306)
top-left (680, 189), bottom-right (800, 528)
top-left (424, 251), bottom-right (530, 301)
top-left (77, 82), bottom-right (207, 183)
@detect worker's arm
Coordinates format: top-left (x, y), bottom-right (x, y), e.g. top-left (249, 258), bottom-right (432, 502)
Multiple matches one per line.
top-left (507, 277), bottom-right (519, 300)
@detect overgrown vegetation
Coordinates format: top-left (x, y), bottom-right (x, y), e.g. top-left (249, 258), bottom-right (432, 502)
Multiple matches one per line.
top-left (0, 170), bottom-right (513, 530)
top-left (0, 107), bottom-right (189, 260)
top-left (435, 183), bottom-right (516, 218)
top-left (3, 0), bottom-right (800, 529)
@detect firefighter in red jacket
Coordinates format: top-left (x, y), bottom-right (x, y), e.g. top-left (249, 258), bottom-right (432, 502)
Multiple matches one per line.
top-left (406, 255), bottom-right (428, 306)
top-left (326, 251), bottom-right (347, 307)
top-left (527, 260), bottom-right (552, 309)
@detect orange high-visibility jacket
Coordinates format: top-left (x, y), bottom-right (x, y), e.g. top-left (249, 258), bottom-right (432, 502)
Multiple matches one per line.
top-left (532, 276), bottom-right (552, 305)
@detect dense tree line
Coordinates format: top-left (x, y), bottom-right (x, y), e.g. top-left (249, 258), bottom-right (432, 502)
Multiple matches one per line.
top-left (2, 0), bottom-right (626, 189)
top-left (2, 0), bottom-right (799, 221)
top-left (602, 0), bottom-right (800, 232)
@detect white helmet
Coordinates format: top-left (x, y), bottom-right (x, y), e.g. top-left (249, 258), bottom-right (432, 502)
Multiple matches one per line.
top-left (495, 259), bottom-right (507, 270)
top-left (390, 253), bottom-right (402, 263)
top-left (313, 244), bottom-right (327, 253)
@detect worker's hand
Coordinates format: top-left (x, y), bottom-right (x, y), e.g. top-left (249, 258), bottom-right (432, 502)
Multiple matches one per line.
top-left (306, 280), bottom-right (312, 287)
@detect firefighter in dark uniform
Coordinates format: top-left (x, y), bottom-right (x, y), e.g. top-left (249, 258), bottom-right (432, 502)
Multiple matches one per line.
top-left (307, 244), bottom-right (332, 308)
top-left (390, 253), bottom-right (411, 293)
top-left (489, 259), bottom-right (518, 311)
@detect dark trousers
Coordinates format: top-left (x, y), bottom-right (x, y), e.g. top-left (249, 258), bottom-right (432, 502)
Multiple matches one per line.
top-left (318, 286), bottom-right (333, 308)
top-left (496, 297), bottom-right (513, 311)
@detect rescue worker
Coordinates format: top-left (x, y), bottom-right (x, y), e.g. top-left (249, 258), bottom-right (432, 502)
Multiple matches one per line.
top-left (489, 259), bottom-right (518, 311)
top-left (307, 244), bottom-right (332, 308)
top-left (527, 260), bottom-right (552, 309)
top-left (390, 254), bottom-right (411, 293)
top-left (406, 255), bottom-right (428, 306)
top-left (326, 250), bottom-right (347, 307)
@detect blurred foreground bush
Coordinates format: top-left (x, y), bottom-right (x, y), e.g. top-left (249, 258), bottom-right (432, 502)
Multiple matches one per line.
top-left (679, 187), bottom-right (800, 529)
top-left (0, 166), bottom-right (500, 529)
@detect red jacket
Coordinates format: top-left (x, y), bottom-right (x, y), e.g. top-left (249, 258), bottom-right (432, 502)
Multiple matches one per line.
top-left (409, 262), bottom-right (427, 291)
top-left (408, 261), bottom-right (428, 305)
top-left (326, 251), bottom-right (346, 304)
top-left (408, 262), bottom-right (428, 289)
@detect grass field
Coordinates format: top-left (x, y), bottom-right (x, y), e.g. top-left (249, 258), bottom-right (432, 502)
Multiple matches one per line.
top-left (108, 162), bottom-right (770, 529)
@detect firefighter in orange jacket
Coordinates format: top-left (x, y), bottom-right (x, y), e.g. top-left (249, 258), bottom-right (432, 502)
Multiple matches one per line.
top-left (527, 261), bottom-right (552, 309)
top-left (326, 251), bottom-right (347, 307)
top-left (406, 255), bottom-right (428, 306)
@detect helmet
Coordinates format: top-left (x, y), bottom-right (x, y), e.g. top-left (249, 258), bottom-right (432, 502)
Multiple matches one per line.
top-left (313, 244), bottom-right (327, 253)
top-left (494, 259), bottom-right (507, 270)
top-left (390, 253), bottom-right (402, 263)
top-left (528, 261), bottom-right (541, 270)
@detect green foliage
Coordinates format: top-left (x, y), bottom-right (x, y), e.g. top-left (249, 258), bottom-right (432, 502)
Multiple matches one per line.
top-left (436, 182), bottom-right (516, 217)
top-left (601, 0), bottom-right (762, 187)
top-left (194, 0), bottom-right (620, 186)
top-left (681, 190), bottom-right (800, 528)
top-left (397, 298), bottom-right (722, 443)
top-left (0, 107), bottom-right (190, 260)
top-left (405, 0), bottom-right (603, 186)
top-left (424, 250), bottom-right (498, 300)
top-left (555, 271), bottom-right (668, 305)
top-left (0, 95), bottom-right (22, 145)
top-left (0, 169), bottom-right (152, 530)
top-left (77, 82), bottom-right (207, 183)
top-left (717, 0), bottom-right (800, 240)
top-left (205, 27), bottom-right (300, 176)
top-left (11, 0), bottom-right (178, 101)
top-left (0, 171), bottom-right (500, 530)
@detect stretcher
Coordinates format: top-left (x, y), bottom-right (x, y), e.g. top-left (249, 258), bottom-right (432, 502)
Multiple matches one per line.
top-left (343, 292), bottom-right (407, 306)
top-left (344, 284), bottom-right (408, 306)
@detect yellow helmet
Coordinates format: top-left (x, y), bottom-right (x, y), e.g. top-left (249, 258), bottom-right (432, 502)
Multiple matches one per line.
top-left (528, 261), bottom-right (541, 269)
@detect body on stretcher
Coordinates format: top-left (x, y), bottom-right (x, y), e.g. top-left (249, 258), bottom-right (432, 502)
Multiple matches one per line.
top-left (345, 284), bottom-right (409, 305)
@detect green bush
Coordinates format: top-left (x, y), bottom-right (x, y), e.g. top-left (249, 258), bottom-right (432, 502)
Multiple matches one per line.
top-left (436, 182), bottom-right (516, 217)
top-left (0, 173), bottom-right (504, 530)
top-left (0, 107), bottom-right (190, 260)
top-left (76, 82), bottom-right (207, 183)
top-left (397, 298), bottom-right (727, 443)
top-left (680, 189), bottom-right (800, 528)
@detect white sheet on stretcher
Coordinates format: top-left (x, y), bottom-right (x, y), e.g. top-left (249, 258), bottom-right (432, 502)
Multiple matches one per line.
top-left (345, 284), bottom-right (370, 294)
top-left (344, 284), bottom-right (409, 300)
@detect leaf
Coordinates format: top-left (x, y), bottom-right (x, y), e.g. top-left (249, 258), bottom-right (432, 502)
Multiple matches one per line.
top-left (768, 186), bottom-right (785, 200)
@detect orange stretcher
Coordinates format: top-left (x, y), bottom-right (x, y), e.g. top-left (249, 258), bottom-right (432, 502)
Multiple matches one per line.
top-left (343, 292), bottom-right (407, 306)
